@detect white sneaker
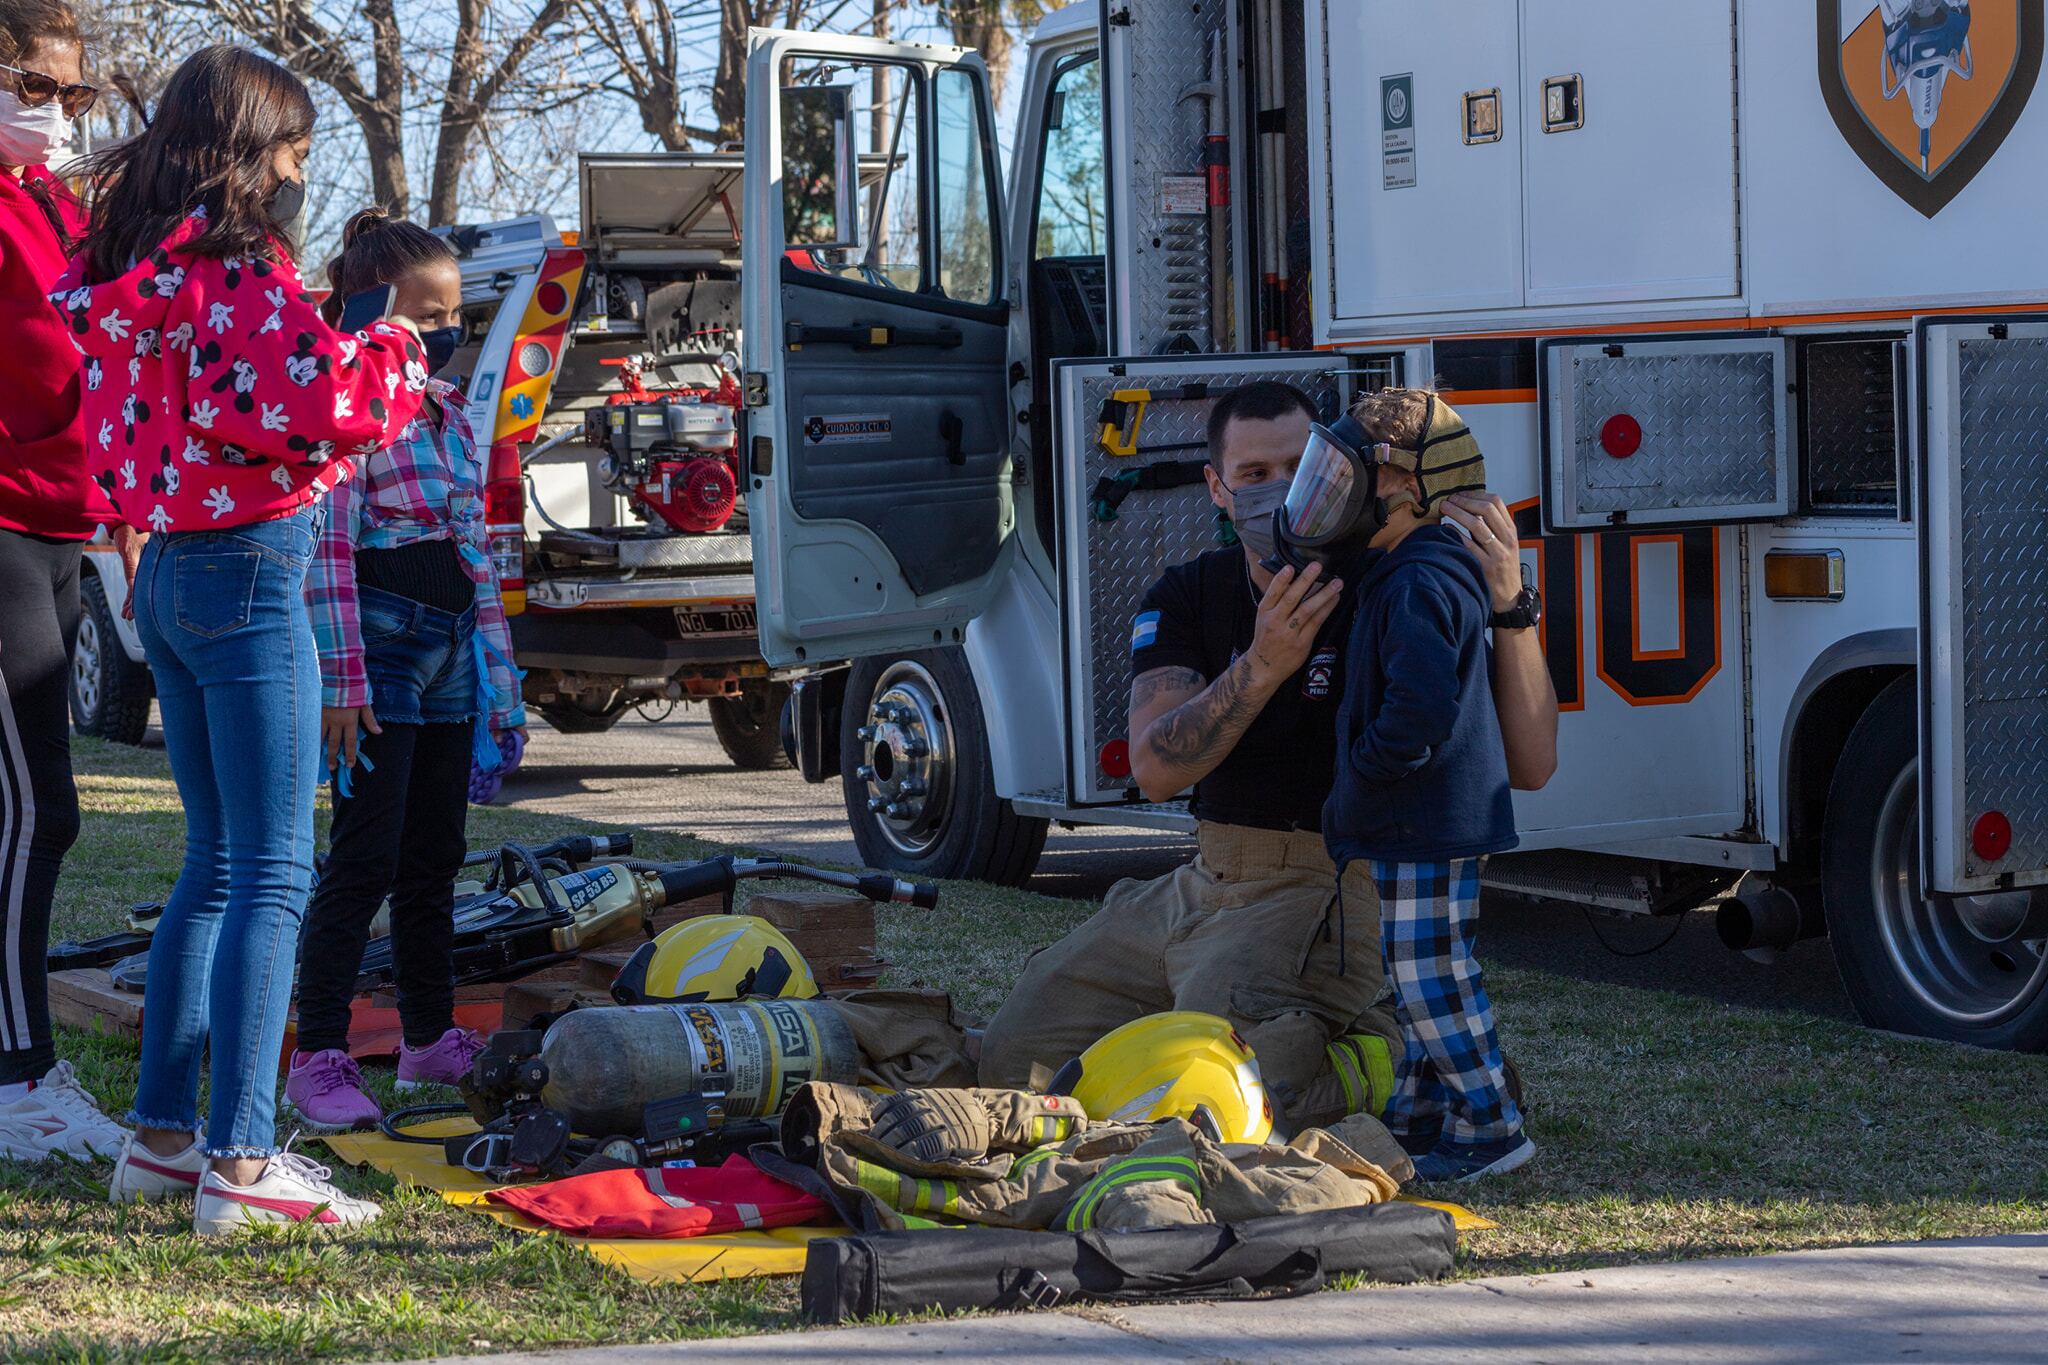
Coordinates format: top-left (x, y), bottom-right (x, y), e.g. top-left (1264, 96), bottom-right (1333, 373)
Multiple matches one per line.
top-left (109, 1128), bottom-right (207, 1202)
top-left (0, 1061), bottom-right (130, 1160)
top-left (191, 1147), bottom-right (382, 1236)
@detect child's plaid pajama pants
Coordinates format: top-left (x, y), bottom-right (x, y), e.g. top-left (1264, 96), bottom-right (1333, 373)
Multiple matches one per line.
top-left (1368, 857), bottom-right (1523, 1145)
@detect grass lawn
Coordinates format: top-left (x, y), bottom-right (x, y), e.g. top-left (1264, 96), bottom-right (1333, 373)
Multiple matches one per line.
top-left (4, 737), bottom-right (2047, 1362)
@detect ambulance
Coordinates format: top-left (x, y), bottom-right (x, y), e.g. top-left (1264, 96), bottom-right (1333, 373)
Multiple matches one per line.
top-left (740, 0), bottom-right (2048, 1051)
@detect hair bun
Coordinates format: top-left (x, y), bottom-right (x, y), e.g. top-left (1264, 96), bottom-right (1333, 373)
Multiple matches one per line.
top-left (340, 205), bottom-right (395, 248)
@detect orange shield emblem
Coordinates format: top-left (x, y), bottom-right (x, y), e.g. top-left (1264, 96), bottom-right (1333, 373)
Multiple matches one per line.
top-left (1819, 1), bottom-right (2043, 216)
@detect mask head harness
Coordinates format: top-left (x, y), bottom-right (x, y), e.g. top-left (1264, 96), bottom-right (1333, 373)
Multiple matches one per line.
top-left (1262, 392), bottom-right (1488, 575)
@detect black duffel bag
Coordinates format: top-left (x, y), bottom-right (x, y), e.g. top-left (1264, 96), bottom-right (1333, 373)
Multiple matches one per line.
top-left (800, 1201), bottom-right (1455, 1324)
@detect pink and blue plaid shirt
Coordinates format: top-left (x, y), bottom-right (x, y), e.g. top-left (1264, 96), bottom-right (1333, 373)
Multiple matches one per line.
top-left (307, 378), bottom-right (524, 731)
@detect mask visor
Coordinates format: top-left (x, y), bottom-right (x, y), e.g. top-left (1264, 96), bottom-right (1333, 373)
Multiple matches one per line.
top-left (1282, 424), bottom-right (1364, 543)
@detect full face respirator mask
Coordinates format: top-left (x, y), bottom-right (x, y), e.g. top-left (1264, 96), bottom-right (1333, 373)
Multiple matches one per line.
top-left (1258, 392), bottom-right (1488, 576)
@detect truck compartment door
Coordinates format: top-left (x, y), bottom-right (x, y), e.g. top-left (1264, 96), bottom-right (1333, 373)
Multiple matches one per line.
top-left (1540, 335), bottom-right (1793, 532)
top-left (1054, 352), bottom-right (1394, 807)
top-left (1917, 316), bottom-right (2048, 896)
top-left (1099, 0), bottom-right (1240, 355)
top-left (742, 31), bottom-right (1012, 667)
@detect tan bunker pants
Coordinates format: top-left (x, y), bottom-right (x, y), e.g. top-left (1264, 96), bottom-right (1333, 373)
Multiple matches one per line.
top-left (979, 822), bottom-right (1402, 1123)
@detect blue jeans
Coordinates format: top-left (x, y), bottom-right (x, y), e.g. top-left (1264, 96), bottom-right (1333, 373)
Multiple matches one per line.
top-left (130, 502), bottom-right (323, 1157)
top-left (356, 585), bottom-right (479, 725)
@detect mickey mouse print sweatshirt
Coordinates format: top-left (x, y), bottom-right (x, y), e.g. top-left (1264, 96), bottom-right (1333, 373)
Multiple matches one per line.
top-left (47, 207), bottom-right (427, 533)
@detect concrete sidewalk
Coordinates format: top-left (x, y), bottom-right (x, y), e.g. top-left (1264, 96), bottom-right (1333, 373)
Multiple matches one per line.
top-left (420, 1233), bottom-right (2048, 1364)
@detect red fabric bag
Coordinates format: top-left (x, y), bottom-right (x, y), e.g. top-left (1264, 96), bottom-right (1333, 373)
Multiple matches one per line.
top-left (488, 1156), bottom-right (829, 1240)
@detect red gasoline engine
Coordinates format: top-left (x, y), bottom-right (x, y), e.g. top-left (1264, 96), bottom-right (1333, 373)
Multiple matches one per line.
top-left (586, 358), bottom-right (744, 534)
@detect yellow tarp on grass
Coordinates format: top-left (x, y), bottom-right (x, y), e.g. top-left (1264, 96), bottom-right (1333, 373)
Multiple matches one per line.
top-left (320, 1118), bottom-right (1492, 1283)
top-left (320, 1118), bottom-right (842, 1281)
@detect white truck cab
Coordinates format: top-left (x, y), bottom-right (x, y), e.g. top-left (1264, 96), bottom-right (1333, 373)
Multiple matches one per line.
top-left (743, 1), bottom-right (2048, 1053)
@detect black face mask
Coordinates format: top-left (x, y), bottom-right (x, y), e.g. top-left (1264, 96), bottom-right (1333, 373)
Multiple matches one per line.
top-left (420, 325), bottom-right (462, 376)
top-left (265, 176), bottom-right (306, 247)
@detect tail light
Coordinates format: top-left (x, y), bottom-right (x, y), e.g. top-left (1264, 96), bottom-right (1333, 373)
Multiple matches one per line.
top-left (485, 440), bottom-right (526, 615)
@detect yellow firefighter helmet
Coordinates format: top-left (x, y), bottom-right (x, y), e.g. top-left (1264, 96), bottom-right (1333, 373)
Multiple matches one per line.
top-left (1051, 1010), bottom-right (1273, 1145)
top-left (611, 914), bottom-right (820, 1005)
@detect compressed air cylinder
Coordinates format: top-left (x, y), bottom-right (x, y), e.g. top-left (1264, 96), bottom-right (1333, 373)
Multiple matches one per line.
top-left (537, 1000), bottom-right (858, 1134)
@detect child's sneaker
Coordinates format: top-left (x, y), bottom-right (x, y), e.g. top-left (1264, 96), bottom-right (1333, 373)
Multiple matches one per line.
top-left (1411, 1133), bottom-right (1537, 1183)
top-left (283, 1049), bottom-right (381, 1132)
top-left (191, 1149), bottom-right (381, 1236)
top-left (109, 1128), bottom-right (206, 1202)
top-left (395, 1027), bottom-right (485, 1091)
top-left (0, 1061), bottom-right (130, 1160)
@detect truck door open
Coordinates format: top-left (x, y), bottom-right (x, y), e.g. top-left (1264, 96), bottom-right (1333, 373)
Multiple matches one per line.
top-left (1917, 316), bottom-right (2048, 899)
top-left (742, 31), bottom-right (1013, 667)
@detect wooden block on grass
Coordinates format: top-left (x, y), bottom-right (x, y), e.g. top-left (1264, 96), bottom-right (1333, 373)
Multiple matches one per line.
top-left (746, 891), bottom-right (883, 991)
top-left (501, 978), bottom-right (615, 1029)
top-left (47, 968), bottom-right (144, 1040)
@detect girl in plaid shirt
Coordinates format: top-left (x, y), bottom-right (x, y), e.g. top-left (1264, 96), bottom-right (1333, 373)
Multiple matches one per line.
top-left (285, 209), bottom-right (525, 1132)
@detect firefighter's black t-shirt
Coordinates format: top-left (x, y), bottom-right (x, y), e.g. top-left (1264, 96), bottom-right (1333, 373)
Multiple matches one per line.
top-left (1130, 547), bottom-right (1350, 833)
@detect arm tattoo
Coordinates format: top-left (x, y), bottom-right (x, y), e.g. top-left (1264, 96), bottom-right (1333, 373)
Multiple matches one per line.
top-left (1144, 655), bottom-right (1264, 771)
top-left (1131, 666), bottom-right (1206, 711)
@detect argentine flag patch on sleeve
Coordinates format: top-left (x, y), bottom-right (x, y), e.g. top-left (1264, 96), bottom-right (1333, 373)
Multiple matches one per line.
top-left (1130, 609), bottom-right (1162, 653)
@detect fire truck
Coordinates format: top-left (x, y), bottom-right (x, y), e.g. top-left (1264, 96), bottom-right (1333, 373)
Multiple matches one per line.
top-left (740, 0), bottom-right (2048, 1051)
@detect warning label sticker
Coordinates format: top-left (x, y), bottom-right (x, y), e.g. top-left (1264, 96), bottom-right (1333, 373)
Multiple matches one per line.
top-left (803, 414), bottom-right (891, 445)
top-left (1159, 174), bottom-right (1206, 217)
top-left (1382, 73), bottom-right (1416, 190)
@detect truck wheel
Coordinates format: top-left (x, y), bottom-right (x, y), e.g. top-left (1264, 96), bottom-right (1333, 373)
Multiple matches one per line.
top-left (710, 681), bottom-right (792, 770)
top-left (839, 649), bottom-right (1048, 887)
top-left (69, 575), bottom-right (152, 745)
top-left (537, 692), bottom-right (628, 735)
top-left (1822, 675), bottom-right (2048, 1049)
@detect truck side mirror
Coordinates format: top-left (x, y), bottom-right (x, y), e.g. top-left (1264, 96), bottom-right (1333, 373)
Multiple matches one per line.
top-left (780, 83), bottom-right (860, 253)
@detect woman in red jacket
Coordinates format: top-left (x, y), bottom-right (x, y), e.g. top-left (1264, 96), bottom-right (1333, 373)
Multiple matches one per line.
top-left (0, 0), bottom-right (131, 1163)
top-left (49, 45), bottom-right (426, 1235)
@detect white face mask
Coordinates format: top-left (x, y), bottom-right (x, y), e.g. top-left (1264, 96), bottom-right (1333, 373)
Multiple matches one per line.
top-left (0, 87), bottom-right (74, 169)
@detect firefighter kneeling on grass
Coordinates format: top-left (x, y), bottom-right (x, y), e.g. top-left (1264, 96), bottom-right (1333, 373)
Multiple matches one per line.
top-left (977, 382), bottom-right (1558, 1148)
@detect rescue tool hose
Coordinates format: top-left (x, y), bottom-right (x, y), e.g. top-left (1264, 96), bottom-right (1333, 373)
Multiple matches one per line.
top-left (381, 1102), bottom-right (475, 1146)
top-left (654, 855), bottom-right (940, 911)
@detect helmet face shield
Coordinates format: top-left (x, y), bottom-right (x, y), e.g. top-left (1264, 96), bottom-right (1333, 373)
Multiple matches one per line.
top-left (1283, 425), bottom-right (1367, 543)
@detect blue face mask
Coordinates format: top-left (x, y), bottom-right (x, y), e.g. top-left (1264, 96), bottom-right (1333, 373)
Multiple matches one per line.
top-left (420, 325), bottom-right (462, 377)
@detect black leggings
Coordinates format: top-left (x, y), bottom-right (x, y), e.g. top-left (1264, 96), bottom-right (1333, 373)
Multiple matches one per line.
top-left (295, 716), bottom-right (473, 1054)
top-left (0, 531), bottom-right (84, 1086)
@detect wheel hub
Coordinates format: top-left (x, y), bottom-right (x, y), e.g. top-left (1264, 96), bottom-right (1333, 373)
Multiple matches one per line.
top-left (1872, 765), bottom-right (2048, 1026)
top-left (73, 614), bottom-right (101, 716)
top-left (855, 663), bottom-right (954, 857)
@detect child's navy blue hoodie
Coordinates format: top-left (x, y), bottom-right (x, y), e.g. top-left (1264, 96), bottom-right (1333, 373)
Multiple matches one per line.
top-left (1323, 523), bottom-right (1518, 865)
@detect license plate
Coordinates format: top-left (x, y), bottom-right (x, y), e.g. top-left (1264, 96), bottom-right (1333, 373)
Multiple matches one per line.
top-left (674, 603), bottom-right (757, 636)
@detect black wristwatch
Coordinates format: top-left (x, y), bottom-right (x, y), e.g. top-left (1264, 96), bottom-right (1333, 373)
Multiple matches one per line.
top-left (1490, 585), bottom-right (1543, 631)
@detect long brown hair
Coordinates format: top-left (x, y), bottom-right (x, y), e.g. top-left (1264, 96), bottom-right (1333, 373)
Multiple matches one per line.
top-left (320, 206), bottom-right (455, 326)
top-left (1, 0), bottom-right (85, 247)
top-left (76, 44), bottom-right (313, 283)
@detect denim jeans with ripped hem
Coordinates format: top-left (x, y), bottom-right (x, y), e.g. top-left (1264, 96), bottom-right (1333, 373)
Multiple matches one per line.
top-left (129, 500), bottom-right (323, 1158)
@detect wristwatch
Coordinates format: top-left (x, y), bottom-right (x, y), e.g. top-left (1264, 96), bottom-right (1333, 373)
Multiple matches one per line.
top-left (1490, 584), bottom-right (1543, 631)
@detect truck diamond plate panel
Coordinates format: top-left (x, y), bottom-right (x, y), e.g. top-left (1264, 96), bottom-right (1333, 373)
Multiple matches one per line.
top-left (1543, 337), bottom-right (1792, 530)
top-left (1573, 353), bottom-right (1777, 512)
top-left (1108, 0), bottom-right (1232, 355)
top-left (1954, 336), bottom-right (2048, 876)
top-left (1058, 356), bottom-right (1355, 805)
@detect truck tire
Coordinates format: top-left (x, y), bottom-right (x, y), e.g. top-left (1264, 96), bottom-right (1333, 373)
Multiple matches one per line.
top-left (839, 648), bottom-right (1048, 887)
top-left (1822, 675), bottom-right (2048, 1050)
top-left (710, 681), bottom-right (792, 770)
top-left (69, 575), bottom-right (152, 745)
top-left (537, 692), bottom-right (629, 735)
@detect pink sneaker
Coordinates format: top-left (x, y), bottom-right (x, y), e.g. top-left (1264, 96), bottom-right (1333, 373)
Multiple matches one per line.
top-left (282, 1049), bottom-right (382, 1133)
top-left (396, 1027), bottom-right (486, 1091)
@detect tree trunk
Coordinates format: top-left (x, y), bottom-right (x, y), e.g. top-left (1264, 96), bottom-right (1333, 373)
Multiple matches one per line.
top-left (713, 0), bottom-right (748, 147)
